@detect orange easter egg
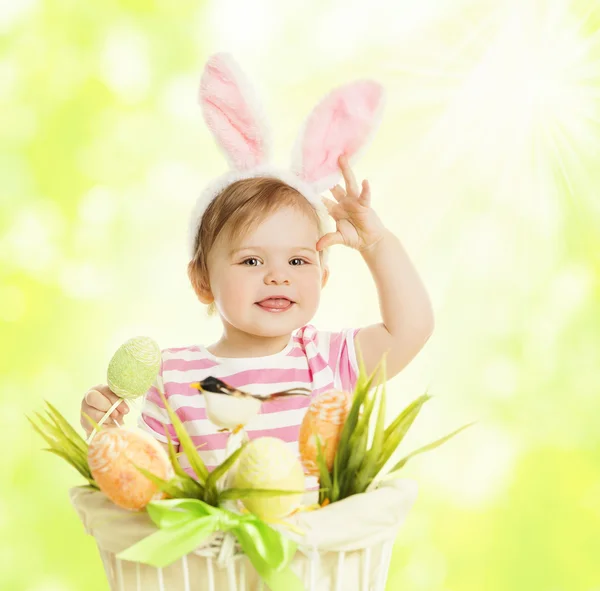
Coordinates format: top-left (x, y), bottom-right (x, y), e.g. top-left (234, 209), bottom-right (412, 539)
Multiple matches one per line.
top-left (88, 428), bottom-right (171, 511)
top-left (298, 390), bottom-right (352, 476)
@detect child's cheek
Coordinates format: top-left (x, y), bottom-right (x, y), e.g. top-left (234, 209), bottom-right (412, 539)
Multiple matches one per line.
top-left (298, 267), bottom-right (323, 294)
top-left (224, 268), bottom-right (255, 297)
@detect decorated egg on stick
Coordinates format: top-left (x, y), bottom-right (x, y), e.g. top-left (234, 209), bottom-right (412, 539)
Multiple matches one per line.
top-left (299, 390), bottom-right (352, 476)
top-left (87, 336), bottom-right (161, 442)
top-left (232, 437), bottom-right (305, 520)
top-left (88, 427), bottom-right (171, 510)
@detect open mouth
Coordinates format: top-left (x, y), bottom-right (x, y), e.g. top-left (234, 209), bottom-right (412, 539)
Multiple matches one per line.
top-left (255, 297), bottom-right (295, 312)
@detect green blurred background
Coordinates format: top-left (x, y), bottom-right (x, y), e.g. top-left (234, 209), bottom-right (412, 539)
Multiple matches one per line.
top-left (2, 0), bottom-right (599, 589)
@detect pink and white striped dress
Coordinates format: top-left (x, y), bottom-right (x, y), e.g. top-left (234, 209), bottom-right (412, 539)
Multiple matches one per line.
top-left (137, 324), bottom-right (359, 485)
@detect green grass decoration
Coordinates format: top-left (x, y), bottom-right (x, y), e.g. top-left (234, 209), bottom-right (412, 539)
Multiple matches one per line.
top-left (164, 427), bottom-right (200, 484)
top-left (134, 465), bottom-right (199, 500)
top-left (316, 436), bottom-right (333, 505)
top-left (27, 402), bottom-right (98, 490)
top-left (314, 345), bottom-right (473, 503)
top-left (157, 388), bottom-right (209, 485)
top-left (219, 488), bottom-right (307, 502)
top-left (380, 421), bottom-right (476, 481)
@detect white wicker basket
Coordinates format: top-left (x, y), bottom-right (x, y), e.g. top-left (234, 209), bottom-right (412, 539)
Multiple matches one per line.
top-left (70, 479), bottom-right (417, 591)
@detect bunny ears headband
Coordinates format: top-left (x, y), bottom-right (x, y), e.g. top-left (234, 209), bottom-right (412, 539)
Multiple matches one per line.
top-left (188, 52), bottom-right (385, 258)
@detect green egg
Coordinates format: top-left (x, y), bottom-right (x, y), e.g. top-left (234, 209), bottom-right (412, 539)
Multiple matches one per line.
top-left (107, 336), bottom-right (161, 399)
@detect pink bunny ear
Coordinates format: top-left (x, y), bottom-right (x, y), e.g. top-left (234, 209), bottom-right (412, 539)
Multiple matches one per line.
top-left (291, 81), bottom-right (384, 193)
top-left (199, 53), bottom-right (271, 171)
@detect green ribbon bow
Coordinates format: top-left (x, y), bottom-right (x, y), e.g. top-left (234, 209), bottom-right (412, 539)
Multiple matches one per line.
top-left (117, 498), bottom-right (304, 591)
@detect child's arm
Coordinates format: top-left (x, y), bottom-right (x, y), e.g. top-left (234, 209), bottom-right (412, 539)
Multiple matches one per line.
top-left (356, 228), bottom-right (434, 379)
top-left (317, 155), bottom-right (435, 381)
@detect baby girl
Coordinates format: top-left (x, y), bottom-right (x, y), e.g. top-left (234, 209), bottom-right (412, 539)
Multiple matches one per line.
top-left (79, 53), bottom-right (434, 485)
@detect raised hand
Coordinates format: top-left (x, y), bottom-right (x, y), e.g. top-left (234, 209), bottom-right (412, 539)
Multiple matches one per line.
top-left (316, 154), bottom-right (387, 252)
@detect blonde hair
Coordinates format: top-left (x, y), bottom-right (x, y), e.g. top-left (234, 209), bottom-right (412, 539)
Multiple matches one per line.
top-left (188, 177), bottom-right (326, 316)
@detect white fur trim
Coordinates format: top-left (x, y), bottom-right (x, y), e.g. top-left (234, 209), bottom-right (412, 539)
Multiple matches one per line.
top-left (188, 165), bottom-right (329, 258)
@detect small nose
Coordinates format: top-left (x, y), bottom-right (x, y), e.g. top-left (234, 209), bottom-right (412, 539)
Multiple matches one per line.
top-left (263, 263), bottom-right (290, 285)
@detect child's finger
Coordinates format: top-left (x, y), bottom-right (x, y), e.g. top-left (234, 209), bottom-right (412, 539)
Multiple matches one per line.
top-left (316, 231), bottom-right (345, 251)
top-left (338, 154), bottom-right (359, 197)
top-left (111, 413), bottom-right (125, 426)
top-left (358, 179), bottom-right (371, 206)
top-left (80, 408), bottom-right (123, 432)
top-left (321, 196), bottom-right (346, 220)
top-left (86, 408), bottom-right (110, 423)
top-left (83, 389), bottom-right (109, 411)
top-left (329, 184), bottom-right (345, 202)
top-left (84, 390), bottom-right (123, 419)
top-left (92, 385), bottom-right (129, 414)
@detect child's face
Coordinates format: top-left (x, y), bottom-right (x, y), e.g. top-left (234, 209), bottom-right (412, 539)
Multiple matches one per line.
top-left (205, 206), bottom-right (329, 337)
